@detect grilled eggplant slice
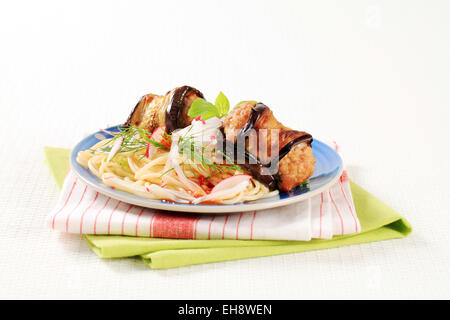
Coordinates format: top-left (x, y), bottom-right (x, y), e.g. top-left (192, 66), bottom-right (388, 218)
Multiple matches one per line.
top-left (125, 94), bottom-right (157, 129)
top-left (222, 101), bottom-right (315, 192)
top-left (125, 86), bottom-right (204, 133)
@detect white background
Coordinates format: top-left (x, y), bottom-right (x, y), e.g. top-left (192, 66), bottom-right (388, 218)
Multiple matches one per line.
top-left (0, 0), bottom-right (449, 299)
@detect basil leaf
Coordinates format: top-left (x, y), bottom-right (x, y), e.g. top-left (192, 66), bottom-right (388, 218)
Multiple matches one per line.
top-left (187, 92), bottom-right (232, 120)
top-left (200, 110), bottom-right (219, 120)
top-left (188, 98), bottom-right (218, 118)
top-left (215, 91), bottom-right (230, 117)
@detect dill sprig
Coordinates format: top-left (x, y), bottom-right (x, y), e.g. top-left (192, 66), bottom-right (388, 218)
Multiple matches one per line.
top-left (101, 125), bottom-right (243, 179)
top-left (177, 134), bottom-right (243, 179)
top-left (105, 125), bottom-right (169, 156)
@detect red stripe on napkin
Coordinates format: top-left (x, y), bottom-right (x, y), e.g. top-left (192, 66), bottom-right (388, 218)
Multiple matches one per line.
top-left (52, 178), bottom-right (78, 229)
top-left (250, 211), bottom-right (257, 240)
top-left (236, 213), bottom-right (243, 240)
top-left (319, 192), bottom-right (324, 238)
top-left (151, 213), bottom-right (197, 239)
top-left (221, 216), bottom-right (229, 239)
top-left (121, 204), bottom-right (134, 235)
top-left (149, 213), bottom-right (156, 237)
top-left (107, 200), bottom-right (121, 235)
top-left (339, 175), bottom-right (359, 233)
top-left (329, 190), bottom-right (344, 235)
top-left (66, 185), bottom-right (87, 232)
top-left (135, 208), bottom-right (145, 236)
top-left (93, 197), bottom-right (110, 235)
top-left (79, 192), bottom-right (99, 234)
top-left (207, 216), bottom-right (215, 240)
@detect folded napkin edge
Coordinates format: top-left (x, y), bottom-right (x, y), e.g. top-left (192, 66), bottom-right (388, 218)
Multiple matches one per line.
top-left (139, 225), bottom-right (411, 269)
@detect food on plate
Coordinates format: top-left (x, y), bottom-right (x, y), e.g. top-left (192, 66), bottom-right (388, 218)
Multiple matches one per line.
top-left (76, 86), bottom-right (315, 204)
top-left (222, 101), bottom-right (315, 191)
top-left (125, 86), bottom-right (204, 133)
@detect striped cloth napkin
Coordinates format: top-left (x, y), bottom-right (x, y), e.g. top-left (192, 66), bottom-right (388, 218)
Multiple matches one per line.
top-left (47, 145), bottom-right (360, 241)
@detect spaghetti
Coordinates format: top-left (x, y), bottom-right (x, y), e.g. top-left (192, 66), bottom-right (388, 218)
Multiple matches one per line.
top-left (76, 118), bottom-right (277, 204)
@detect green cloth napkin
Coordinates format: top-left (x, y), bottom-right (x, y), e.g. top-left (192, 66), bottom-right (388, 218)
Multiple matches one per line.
top-left (44, 146), bottom-right (412, 269)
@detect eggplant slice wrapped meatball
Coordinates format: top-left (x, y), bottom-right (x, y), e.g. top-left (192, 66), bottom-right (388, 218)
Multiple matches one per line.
top-left (222, 101), bottom-right (316, 192)
top-left (125, 87), bottom-right (315, 193)
top-left (125, 85), bottom-right (204, 133)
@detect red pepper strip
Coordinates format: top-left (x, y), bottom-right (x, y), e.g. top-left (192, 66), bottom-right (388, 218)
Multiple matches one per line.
top-left (145, 143), bottom-right (150, 158)
top-left (161, 141), bottom-right (171, 149)
top-left (160, 134), bottom-right (172, 149)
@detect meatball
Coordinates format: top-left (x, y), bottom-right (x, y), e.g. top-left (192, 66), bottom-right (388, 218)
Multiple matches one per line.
top-left (278, 143), bottom-right (315, 191)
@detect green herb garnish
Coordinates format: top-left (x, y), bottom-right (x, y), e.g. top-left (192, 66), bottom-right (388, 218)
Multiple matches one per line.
top-left (188, 91), bottom-right (230, 120)
top-left (106, 126), bottom-right (169, 158)
top-left (298, 180), bottom-right (310, 188)
top-left (177, 133), bottom-right (243, 178)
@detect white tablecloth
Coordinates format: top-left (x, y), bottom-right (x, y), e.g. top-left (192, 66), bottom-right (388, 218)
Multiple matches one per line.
top-left (0, 0), bottom-right (449, 299)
